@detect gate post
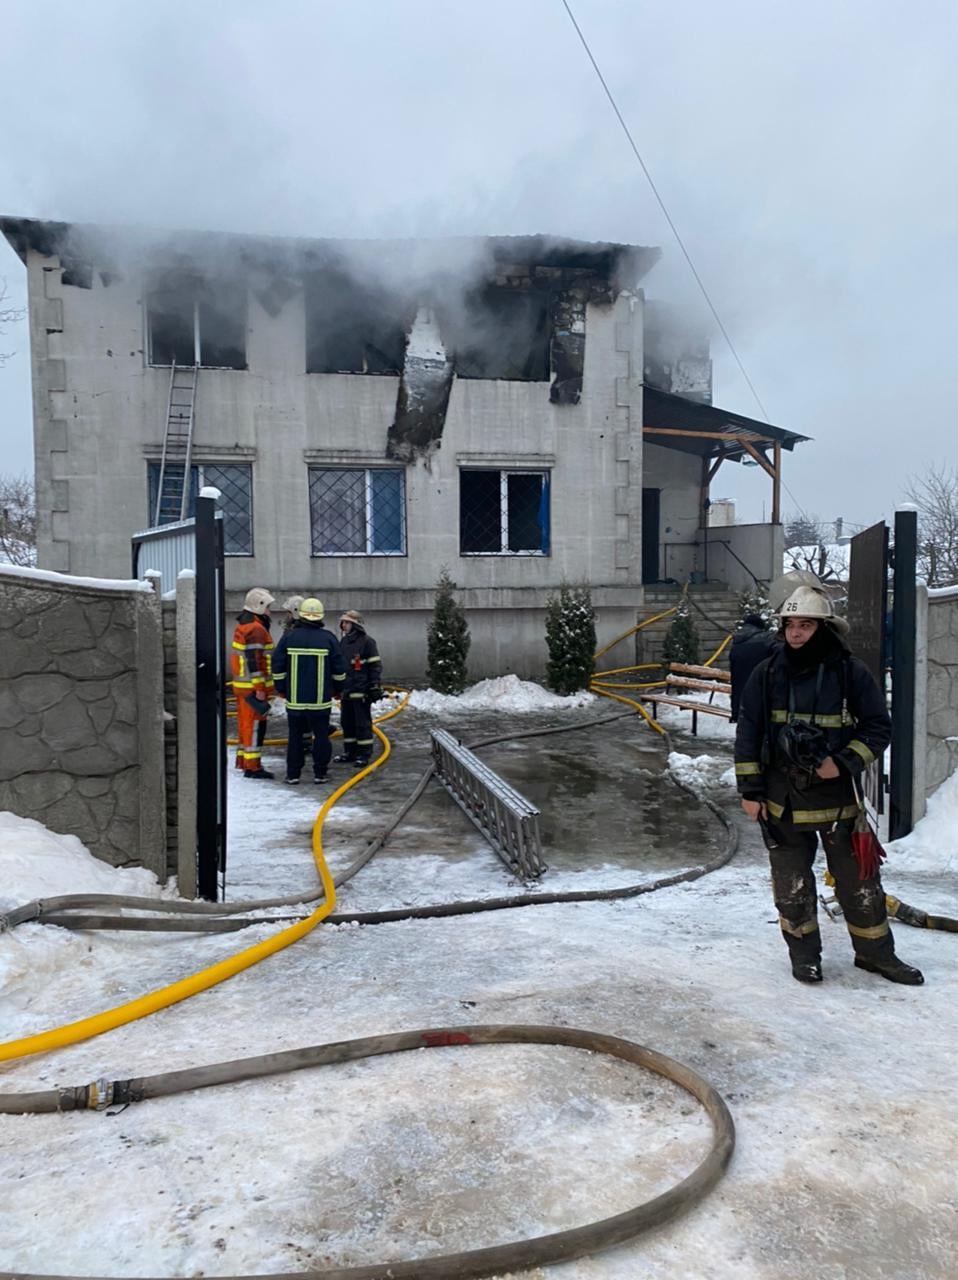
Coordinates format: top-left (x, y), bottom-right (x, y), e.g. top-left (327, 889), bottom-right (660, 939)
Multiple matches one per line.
top-left (195, 491), bottom-right (227, 900)
top-left (890, 506), bottom-right (918, 840)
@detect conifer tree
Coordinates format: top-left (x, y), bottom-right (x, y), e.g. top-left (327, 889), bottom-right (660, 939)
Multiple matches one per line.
top-left (662, 605), bottom-right (701, 665)
top-left (545, 583), bottom-right (596, 695)
top-left (426, 568), bottom-right (470, 694)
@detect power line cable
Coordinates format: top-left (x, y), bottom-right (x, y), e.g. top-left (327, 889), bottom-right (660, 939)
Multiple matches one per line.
top-left (560, 0), bottom-right (816, 523)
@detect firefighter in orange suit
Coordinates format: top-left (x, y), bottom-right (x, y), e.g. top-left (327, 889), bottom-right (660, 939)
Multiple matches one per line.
top-left (231, 587), bottom-right (276, 779)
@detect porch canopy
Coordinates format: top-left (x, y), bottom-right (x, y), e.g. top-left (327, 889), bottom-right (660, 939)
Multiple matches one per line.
top-left (642, 385), bottom-right (810, 525)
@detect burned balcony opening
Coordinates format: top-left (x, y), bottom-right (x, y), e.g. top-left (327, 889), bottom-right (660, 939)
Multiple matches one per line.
top-left (147, 273), bottom-right (247, 369)
top-left (460, 469), bottom-right (550, 556)
top-left (305, 269), bottom-right (408, 375)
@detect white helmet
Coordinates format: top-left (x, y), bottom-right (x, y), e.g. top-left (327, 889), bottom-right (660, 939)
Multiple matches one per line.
top-left (777, 586), bottom-right (849, 635)
top-left (243, 587), bottom-right (275, 615)
top-left (282, 594), bottom-right (305, 619)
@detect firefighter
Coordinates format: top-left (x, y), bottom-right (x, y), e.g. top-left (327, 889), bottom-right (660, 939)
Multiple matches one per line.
top-left (734, 585), bottom-right (923, 986)
top-left (333, 610), bottom-right (383, 768)
top-left (271, 598), bottom-right (346, 784)
top-left (729, 613), bottom-right (778, 723)
top-left (281, 595), bottom-right (305, 633)
top-left (231, 587), bottom-right (276, 780)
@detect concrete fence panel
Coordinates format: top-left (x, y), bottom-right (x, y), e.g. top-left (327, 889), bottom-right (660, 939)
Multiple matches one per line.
top-left (0, 564), bottom-right (167, 877)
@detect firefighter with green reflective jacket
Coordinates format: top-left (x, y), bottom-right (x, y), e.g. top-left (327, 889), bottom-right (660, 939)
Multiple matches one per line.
top-left (734, 586), bottom-right (923, 987)
top-left (333, 610), bottom-right (383, 768)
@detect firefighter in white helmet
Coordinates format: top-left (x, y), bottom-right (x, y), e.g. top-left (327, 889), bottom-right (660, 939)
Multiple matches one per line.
top-left (734, 585), bottom-right (923, 986)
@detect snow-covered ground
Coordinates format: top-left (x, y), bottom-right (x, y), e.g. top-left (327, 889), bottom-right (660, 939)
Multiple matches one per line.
top-left (1, 679), bottom-right (957, 1278)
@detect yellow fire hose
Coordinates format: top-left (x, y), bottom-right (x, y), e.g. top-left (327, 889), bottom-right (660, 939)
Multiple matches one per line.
top-left (0, 697), bottom-right (409, 1065)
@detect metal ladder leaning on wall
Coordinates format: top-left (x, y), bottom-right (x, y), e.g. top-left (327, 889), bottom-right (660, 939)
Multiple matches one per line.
top-left (430, 728), bottom-right (546, 880)
top-left (153, 361), bottom-right (199, 526)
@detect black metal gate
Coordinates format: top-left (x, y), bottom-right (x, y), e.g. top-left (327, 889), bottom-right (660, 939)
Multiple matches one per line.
top-left (194, 494), bottom-right (228, 899)
top-left (845, 512), bottom-right (918, 838)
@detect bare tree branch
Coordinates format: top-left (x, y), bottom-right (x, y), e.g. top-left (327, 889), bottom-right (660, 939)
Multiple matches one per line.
top-left (905, 465), bottom-right (958, 587)
top-left (0, 277), bottom-right (26, 366)
top-left (0, 472), bottom-right (37, 566)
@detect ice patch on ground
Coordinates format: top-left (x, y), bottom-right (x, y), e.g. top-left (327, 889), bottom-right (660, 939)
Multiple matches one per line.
top-left (409, 674), bottom-right (595, 713)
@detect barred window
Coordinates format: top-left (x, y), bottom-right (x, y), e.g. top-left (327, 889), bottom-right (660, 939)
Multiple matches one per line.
top-left (308, 468), bottom-right (406, 556)
top-left (460, 469), bottom-right (550, 555)
top-left (147, 462), bottom-right (253, 555)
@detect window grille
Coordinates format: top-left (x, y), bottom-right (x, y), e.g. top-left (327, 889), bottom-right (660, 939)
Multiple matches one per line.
top-left (460, 469), bottom-right (550, 555)
top-left (147, 462), bottom-right (253, 555)
top-left (308, 467), bottom-right (406, 556)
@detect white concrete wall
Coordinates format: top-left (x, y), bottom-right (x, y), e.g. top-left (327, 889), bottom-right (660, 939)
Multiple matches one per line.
top-left (26, 248), bottom-right (650, 677)
top-left (642, 442), bottom-right (700, 583)
top-left (706, 522), bottom-right (785, 591)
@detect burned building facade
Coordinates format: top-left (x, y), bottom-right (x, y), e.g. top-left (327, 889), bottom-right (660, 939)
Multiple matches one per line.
top-left (2, 217), bottom-right (801, 677)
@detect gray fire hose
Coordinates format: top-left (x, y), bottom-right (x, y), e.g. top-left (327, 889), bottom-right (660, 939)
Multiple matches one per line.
top-left (0, 1022), bottom-right (735, 1280)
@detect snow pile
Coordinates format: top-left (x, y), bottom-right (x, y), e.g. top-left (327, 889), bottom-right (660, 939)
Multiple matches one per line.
top-left (0, 811), bottom-right (160, 912)
top-left (888, 766), bottom-right (958, 874)
top-left (668, 751), bottom-right (735, 792)
top-left (409, 674), bottom-right (595, 713)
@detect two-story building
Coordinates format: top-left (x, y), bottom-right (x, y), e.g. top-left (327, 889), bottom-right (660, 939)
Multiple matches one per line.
top-left (1, 216), bottom-right (807, 677)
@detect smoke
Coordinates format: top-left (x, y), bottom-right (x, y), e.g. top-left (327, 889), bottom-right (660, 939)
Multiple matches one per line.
top-left (1, 0), bottom-right (957, 517)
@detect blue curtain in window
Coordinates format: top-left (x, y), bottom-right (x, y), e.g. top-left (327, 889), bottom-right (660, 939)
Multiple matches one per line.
top-left (370, 470), bottom-right (404, 552)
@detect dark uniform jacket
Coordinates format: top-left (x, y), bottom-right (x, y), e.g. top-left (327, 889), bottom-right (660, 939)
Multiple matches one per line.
top-left (272, 621), bottom-right (346, 711)
top-left (734, 633), bottom-right (891, 825)
top-left (340, 626), bottom-right (382, 698)
top-left (729, 622), bottom-right (778, 722)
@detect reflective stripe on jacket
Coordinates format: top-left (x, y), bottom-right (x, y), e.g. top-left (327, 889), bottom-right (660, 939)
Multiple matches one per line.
top-left (231, 613), bottom-right (274, 696)
top-left (272, 622), bottom-right (346, 711)
top-left (340, 628), bottom-right (382, 696)
top-left (734, 645), bottom-right (891, 823)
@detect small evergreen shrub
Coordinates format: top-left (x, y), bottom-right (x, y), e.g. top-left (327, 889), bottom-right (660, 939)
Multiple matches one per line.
top-left (662, 606), bottom-right (701, 666)
top-left (426, 568), bottom-right (470, 694)
top-left (738, 585), bottom-right (772, 625)
top-left (545, 583), bottom-right (596, 695)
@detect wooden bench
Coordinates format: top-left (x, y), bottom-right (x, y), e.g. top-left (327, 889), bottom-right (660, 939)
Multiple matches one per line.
top-left (642, 662), bottom-right (732, 735)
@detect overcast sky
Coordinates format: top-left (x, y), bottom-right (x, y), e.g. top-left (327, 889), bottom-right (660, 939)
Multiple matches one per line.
top-left (1, 0), bottom-right (955, 528)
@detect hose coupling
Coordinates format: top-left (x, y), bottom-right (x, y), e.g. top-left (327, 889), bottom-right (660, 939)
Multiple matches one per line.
top-left (88, 1078), bottom-right (115, 1111)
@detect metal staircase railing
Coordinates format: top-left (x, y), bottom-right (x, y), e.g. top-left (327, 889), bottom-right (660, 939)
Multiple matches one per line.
top-left (154, 360), bottom-right (198, 526)
top-left (430, 728), bottom-right (545, 879)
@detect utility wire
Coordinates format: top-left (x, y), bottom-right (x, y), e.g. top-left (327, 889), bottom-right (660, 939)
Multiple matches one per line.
top-left (559, 0), bottom-right (769, 422)
top-left (560, 0), bottom-right (818, 523)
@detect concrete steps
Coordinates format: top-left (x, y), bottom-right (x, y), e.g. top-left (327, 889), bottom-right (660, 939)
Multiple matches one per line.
top-left (636, 587), bottom-right (741, 667)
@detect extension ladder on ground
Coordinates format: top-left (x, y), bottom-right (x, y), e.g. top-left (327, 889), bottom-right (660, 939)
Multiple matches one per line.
top-left (153, 361), bottom-right (198, 525)
top-left (430, 728), bottom-right (546, 880)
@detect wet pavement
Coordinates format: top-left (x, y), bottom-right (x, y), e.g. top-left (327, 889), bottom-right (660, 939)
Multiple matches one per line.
top-left (313, 705), bottom-right (727, 882)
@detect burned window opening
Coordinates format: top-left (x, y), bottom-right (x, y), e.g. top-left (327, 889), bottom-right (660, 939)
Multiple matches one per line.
top-left (450, 286), bottom-right (551, 382)
top-left (460, 469), bottom-right (549, 556)
top-left (147, 274), bottom-right (247, 369)
top-left (60, 259), bottom-right (94, 289)
top-left (305, 270), bottom-right (408, 375)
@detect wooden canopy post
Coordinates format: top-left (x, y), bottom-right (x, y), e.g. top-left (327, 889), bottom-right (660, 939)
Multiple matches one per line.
top-left (772, 441), bottom-right (781, 524)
